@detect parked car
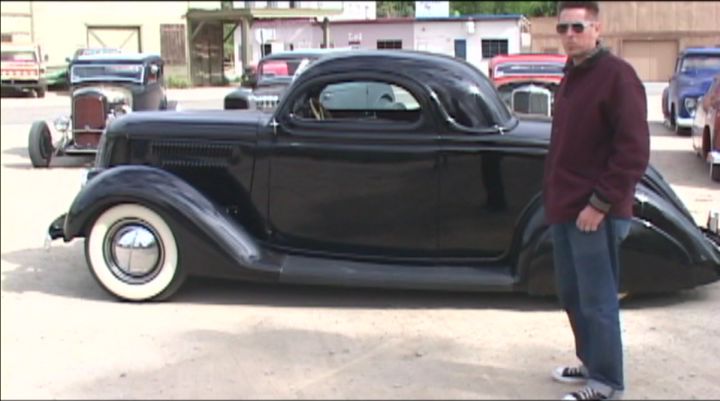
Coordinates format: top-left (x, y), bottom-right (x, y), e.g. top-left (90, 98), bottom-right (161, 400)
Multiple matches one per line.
top-left (27, 52), bottom-right (173, 168)
top-left (45, 50), bottom-right (720, 301)
top-left (224, 48), bottom-right (349, 111)
top-left (662, 47), bottom-right (720, 135)
top-left (691, 73), bottom-right (720, 181)
top-left (489, 53), bottom-right (567, 117)
top-left (1, 43), bottom-right (47, 97)
top-left (44, 47), bottom-right (124, 89)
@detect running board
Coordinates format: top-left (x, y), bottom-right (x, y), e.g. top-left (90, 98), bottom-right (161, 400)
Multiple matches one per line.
top-left (279, 255), bottom-right (516, 292)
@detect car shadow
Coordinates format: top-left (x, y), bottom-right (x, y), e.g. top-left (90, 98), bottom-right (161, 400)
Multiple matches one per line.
top-left (2, 242), bottom-right (713, 310)
top-left (2, 146), bottom-right (94, 169)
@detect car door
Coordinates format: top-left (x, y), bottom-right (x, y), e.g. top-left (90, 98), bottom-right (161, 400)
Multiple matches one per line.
top-left (266, 73), bottom-right (441, 259)
top-left (436, 97), bottom-right (546, 259)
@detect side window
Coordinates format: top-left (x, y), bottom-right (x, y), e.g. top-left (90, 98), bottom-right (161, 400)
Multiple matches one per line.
top-left (291, 80), bottom-right (422, 124)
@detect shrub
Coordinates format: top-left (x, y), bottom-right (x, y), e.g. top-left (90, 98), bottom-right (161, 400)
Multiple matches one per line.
top-left (167, 75), bottom-right (190, 89)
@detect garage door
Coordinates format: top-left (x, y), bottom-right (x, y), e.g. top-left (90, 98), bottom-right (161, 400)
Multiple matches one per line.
top-left (622, 40), bottom-right (677, 82)
top-left (87, 26), bottom-right (140, 53)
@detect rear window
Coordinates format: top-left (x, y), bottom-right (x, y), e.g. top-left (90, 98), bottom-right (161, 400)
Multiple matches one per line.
top-left (1, 51), bottom-right (37, 62)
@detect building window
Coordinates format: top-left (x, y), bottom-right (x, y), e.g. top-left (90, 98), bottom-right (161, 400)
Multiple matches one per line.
top-left (267, 1), bottom-right (277, 7)
top-left (377, 40), bottom-right (402, 50)
top-left (289, 1), bottom-right (297, 8)
top-left (481, 39), bottom-right (508, 58)
top-left (160, 24), bottom-right (186, 65)
top-left (1, 33), bottom-right (12, 43)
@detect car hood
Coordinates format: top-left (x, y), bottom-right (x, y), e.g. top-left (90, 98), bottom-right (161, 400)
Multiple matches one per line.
top-left (106, 109), bottom-right (272, 140)
top-left (677, 72), bottom-right (718, 94)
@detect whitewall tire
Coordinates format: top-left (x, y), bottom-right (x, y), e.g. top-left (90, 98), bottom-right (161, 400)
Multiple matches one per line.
top-left (85, 204), bottom-right (184, 301)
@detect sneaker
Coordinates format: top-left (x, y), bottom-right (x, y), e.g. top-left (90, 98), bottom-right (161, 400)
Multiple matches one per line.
top-left (552, 366), bottom-right (588, 384)
top-left (562, 387), bottom-right (609, 400)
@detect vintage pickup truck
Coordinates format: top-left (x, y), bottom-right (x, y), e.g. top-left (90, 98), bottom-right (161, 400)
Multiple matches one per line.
top-left (662, 47), bottom-right (720, 135)
top-left (1, 43), bottom-right (47, 97)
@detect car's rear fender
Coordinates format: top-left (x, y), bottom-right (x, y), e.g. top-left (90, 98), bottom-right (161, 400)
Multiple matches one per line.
top-left (61, 165), bottom-right (277, 279)
top-left (516, 184), bottom-right (719, 295)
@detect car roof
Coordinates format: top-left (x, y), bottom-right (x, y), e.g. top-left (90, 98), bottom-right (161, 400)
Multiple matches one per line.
top-left (292, 50), bottom-right (513, 128)
top-left (261, 48), bottom-right (353, 61)
top-left (682, 47), bottom-right (720, 56)
top-left (72, 52), bottom-right (162, 63)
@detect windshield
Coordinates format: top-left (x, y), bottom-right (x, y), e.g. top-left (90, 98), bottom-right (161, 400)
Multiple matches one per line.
top-left (1, 50), bottom-right (37, 62)
top-left (70, 63), bottom-right (144, 84)
top-left (494, 62), bottom-right (565, 77)
top-left (680, 55), bottom-right (720, 72)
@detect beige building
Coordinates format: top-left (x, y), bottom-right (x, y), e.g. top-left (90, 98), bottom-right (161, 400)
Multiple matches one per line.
top-left (1, 1), bottom-right (220, 80)
top-left (531, 1), bottom-right (720, 82)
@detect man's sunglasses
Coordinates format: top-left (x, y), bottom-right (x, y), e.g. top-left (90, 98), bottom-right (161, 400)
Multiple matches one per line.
top-left (556, 21), bottom-right (595, 34)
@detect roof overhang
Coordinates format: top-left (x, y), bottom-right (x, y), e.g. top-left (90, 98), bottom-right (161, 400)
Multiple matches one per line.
top-left (185, 8), bottom-right (342, 22)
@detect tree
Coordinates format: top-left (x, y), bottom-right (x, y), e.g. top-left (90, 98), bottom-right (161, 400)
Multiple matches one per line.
top-left (450, 1), bottom-right (557, 17)
top-left (377, 1), bottom-right (415, 18)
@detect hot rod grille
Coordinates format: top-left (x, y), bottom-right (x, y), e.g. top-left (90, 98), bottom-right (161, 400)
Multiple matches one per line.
top-left (151, 141), bottom-right (235, 167)
top-left (511, 86), bottom-right (552, 117)
top-left (73, 94), bottom-right (107, 147)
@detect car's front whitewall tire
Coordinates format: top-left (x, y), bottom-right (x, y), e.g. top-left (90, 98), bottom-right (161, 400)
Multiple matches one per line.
top-left (86, 204), bottom-right (183, 301)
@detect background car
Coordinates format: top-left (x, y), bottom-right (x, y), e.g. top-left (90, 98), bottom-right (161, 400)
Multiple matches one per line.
top-left (488, 53), bottom-right (567, 117)
top-left (224, 48), bottom-right (351, 111)
top-left (27, 52), bottom-right (172, 168)
top-left (691, 73), bottom-right (720, 181)
top-left (43, 47), bottom-right (123, 89)
top-left (662, 47), bottom-right (720, 135)
top-left (1, 43), bottom-right (47, 98)
top-left (46, 50), bottom-right (719, 302)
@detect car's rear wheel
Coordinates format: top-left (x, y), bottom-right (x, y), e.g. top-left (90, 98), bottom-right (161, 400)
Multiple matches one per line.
top-left (85, 204), bottom-right (186, 301)
top-left (35, 86), bottom-right (46, 98)
top-left (28, 121), bottom-right (53, 168)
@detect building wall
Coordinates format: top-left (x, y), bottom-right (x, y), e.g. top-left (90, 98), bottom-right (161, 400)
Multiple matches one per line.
top-left (0, 1), bottom-right (33, 43)
top-left (234, 18), bottom-right (522, 76)
top-left (10, 1), bottom-right (220, 79)
top-left (530, 1), bottom-right (720, 80)
top-left (415, 20), bottom-right (522, 74)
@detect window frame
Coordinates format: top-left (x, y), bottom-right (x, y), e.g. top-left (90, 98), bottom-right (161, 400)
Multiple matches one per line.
top-left (481, 39), bottom-right (509, 59)
top-left (276, 72), bottom-right (438, 137)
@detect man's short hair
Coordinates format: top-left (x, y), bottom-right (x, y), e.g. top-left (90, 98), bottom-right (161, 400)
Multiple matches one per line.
top-left (557, 1), bottom-right (600, 18)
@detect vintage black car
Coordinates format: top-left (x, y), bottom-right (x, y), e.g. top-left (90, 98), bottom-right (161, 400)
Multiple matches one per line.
top-left (224, 48), bottom-right (346, 111)
top-left (46, 50), bottom-right (720, 301)
top-left (27, 53), bottom-right (173, 168)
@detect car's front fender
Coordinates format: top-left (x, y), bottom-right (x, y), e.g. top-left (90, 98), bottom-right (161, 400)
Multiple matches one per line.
top-left (60, 165), bottom-right (275, 277)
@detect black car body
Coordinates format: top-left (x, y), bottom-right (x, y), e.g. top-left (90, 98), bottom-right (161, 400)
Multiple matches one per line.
top-left (27, 53), bottom-right (172, 168)
top-left (224, 49), bottom-right (347, 111)
top-left (46, 50), bottom-right (720, 301)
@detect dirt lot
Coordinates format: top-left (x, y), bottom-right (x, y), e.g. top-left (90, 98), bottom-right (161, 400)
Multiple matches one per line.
top-left (1, 87), bottom-right (719, 399)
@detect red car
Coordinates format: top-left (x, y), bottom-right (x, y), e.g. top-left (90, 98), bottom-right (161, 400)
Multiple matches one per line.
top-left (691, 73), bottom-right (720, 181)
top-left (489, 53), bottom-right (567, 117)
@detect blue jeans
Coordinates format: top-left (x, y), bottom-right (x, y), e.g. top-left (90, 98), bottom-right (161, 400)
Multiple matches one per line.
top-left (551, 218), bottom-right (631, 393)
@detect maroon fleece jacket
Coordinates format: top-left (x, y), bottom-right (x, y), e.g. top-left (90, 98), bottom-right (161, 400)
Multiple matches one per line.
top-left (543, 47), bottom-right (650, 224)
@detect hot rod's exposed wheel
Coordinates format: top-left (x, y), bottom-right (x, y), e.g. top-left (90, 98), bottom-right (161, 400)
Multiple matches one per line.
top-left (28, 121), bottom-right (53, 168)
top-left (85, 204), bottom-right (185, 301)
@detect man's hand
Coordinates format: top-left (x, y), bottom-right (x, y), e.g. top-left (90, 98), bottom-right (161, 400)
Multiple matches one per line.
top-left (576, 205), bottom-right (605, 232)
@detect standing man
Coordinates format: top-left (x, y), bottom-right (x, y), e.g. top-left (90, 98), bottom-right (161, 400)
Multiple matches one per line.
top-left (543, 1), bottom-right (650, 400)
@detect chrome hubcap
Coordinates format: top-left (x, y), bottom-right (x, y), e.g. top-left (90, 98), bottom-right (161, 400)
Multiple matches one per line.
top-left (104, 220), bottom-right (163, 283)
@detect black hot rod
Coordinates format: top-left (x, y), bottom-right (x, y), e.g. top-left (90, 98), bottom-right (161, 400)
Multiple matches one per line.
top-left (46, 50), bottom-right (720, 301)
